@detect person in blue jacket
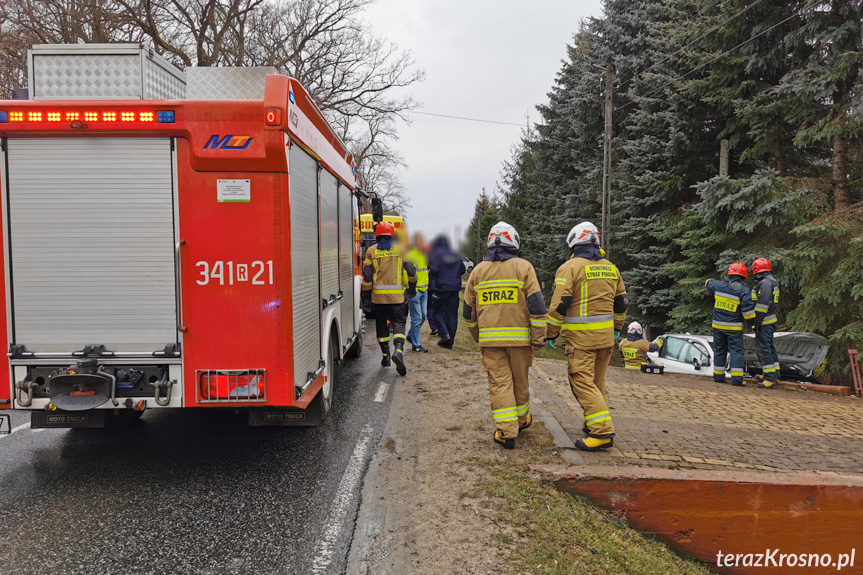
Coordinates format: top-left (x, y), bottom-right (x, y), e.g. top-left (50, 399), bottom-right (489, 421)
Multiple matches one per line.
top-left (428, 235), bottom-right (466, 348)
top-left (705, 262), bottom-right (756, 386)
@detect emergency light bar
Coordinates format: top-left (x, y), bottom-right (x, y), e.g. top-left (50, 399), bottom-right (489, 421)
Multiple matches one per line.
top-left (0, 109), bottom-right (176, 124)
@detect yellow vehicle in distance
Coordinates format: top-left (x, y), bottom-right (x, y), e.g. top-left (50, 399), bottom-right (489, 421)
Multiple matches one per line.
top-left (359, 214), bottom-right (408, 252)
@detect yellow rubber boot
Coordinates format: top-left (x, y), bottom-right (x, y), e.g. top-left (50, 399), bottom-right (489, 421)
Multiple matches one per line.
top-left (575, 436), bottom-right (614, 451)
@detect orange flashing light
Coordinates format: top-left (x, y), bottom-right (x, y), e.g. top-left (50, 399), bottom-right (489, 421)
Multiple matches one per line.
top-left (3, 108), bottom-right (174, 125)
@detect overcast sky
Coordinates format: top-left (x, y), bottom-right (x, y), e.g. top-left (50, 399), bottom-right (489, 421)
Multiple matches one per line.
top-left (364, 0), bottom-right (604, 247)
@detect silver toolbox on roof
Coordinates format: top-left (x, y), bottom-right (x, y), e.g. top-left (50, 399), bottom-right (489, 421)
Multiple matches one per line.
top-left (27, 43), bottom-right (186, 100)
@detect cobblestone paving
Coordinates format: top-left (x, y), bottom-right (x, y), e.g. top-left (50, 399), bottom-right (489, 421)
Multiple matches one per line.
top-left (530, 359), bottom-right (863, 475)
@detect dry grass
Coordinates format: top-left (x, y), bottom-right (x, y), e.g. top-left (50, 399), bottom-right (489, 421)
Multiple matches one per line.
top-left (413, 291), bottom-right (710, 575)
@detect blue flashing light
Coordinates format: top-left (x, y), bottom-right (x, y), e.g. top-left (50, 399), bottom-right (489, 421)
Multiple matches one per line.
top-left (289, 91), bottom-right (295, 104)
top-left (156, 110), bottom-right (175, 123)
top-left (0, 111), bottom-right (7, 123)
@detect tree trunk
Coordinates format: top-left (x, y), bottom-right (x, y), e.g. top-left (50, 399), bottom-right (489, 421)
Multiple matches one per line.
top-left (832, 134), bottom-right (849, 210)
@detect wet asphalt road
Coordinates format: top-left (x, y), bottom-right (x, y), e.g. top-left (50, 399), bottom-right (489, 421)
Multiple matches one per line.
top-left (0, 322), bottom-right (395, 575)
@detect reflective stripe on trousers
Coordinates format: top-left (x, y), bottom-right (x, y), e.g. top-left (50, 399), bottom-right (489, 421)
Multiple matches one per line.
top-left (493, 406), bottom-right (518, 422)
top-left (585, 410), bottom-right (611, 427)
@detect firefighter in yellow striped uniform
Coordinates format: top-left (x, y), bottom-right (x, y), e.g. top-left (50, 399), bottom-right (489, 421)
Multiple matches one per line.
top-left (362, 221), bottom-right (417, 376)
top-left (463, 222), bottom-right (547, 450)
top-left (618, 322), bottom-right (664, 370)
top-left (546, 222), bottom-right (627, 451)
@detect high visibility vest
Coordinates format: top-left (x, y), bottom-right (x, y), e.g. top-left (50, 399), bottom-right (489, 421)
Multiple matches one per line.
top-left (407, 247), bottom-right (429, 291)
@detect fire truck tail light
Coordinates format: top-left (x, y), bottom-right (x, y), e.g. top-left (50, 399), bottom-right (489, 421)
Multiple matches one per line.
top-left (265, 108), bottom-right (282, 126)
top-left (28, 111), bottom-right (43, 122)
top-left (139, 111), bottom-right (154, 122)
top-left (198, 370), bottom-right (266, 402)
top-left (47, 112), bottom-right (62, 122)
top-left (84, 112), bottom-right (98, 122)
top-left (65, 112), bottom-right (79, 121)
top-left (121, 111), bottom-right (135, 122)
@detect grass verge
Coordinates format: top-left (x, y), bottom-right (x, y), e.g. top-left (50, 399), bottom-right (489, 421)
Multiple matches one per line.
top-left (425, 289), bottom-right (710, 575)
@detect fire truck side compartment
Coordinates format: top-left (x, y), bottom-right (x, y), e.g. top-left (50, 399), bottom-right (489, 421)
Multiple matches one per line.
top-left (339, 185), bottom-right (355, 350)
top-left (289, 143), bottom-right (323, 392)
top-left (320, 170), bottom-right (340, 309)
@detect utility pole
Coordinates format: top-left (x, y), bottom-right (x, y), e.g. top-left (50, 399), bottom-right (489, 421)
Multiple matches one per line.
top-left (719, 139), bottom-right (729, 177)
top-left (600, 64), bottom-right (614, 255)
top-left (476, 187), bottom-right (485, 263)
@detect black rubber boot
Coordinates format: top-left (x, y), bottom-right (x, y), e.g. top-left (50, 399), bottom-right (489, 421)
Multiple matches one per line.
top-left (392, 340), bottom-right (407, 376)
top-left (380, 342), bottom-right (391, 367)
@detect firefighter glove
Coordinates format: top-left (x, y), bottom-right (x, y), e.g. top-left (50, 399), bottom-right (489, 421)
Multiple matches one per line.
top-left (362, 292), bottom-right (373, 314)
top-left (407, 282), bottom-right (417, 299)
top-left (614, 330), bottom-right (621, 340)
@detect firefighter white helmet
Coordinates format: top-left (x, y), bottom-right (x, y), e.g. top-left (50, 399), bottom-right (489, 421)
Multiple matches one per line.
top-left (627, 322), bottom-right (643, 336)
top-left (487, 221), bottom-right (520, 250)
top-left (566, 221), bottom-right (600, 248)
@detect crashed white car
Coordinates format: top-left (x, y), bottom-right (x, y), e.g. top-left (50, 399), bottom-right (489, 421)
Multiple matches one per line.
top-left (646, 332), bottom-right (829, 383)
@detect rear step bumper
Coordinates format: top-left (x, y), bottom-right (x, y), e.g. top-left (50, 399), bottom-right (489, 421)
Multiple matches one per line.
top-left (31, 410), bottom-right (105, 428)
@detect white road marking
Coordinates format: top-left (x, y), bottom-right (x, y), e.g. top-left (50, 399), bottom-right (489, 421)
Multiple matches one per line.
top-left (309, 424), bottom-right (375, 575)
top-left (0, 422), bottom-right (30, 439)
top-left (373, 382), bottom-right (389, 403)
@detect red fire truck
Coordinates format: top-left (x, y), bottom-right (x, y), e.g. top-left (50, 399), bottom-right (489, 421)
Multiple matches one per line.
top-left (0, 44), bottom-right (366, 427)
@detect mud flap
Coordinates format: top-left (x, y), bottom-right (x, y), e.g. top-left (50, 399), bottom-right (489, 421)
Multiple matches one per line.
top-left (31, 410), bottom-right (105, 428)
top-left (248, 406), bottom-right (321, 427)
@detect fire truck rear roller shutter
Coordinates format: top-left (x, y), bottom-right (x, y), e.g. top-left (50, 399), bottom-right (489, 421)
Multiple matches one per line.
top-left (5, 137), bottom-right (177, 353)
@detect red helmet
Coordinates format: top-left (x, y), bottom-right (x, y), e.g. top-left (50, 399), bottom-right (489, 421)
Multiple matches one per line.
top-left (374, 221), bottom-right (394, 237)
top-left (752, 257), bottom-right (772, 275)
top-left (727, 262), bottom-right (748, 278)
